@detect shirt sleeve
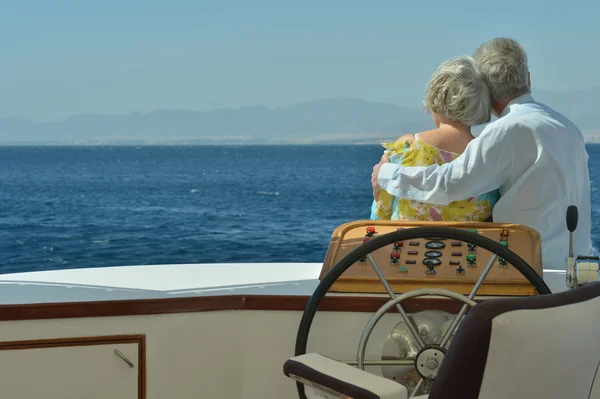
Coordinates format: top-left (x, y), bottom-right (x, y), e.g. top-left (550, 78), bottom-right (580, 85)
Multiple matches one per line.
top-left (377, 124), bottom-right (515, 206)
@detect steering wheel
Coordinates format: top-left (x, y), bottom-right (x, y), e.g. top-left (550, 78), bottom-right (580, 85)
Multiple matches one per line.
top-left (294, 226), bottom-right (551, 398)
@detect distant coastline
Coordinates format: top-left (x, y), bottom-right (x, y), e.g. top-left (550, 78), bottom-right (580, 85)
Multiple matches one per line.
top-left (1, 88), bottom-right (598, 146)
top-left (584, 133), bottom-right (600, 143)
top-left (1, 133), bottom-right (599, 146)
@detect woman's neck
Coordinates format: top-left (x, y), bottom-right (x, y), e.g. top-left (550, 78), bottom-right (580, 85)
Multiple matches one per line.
top-left (438, 121), bottom-right (471, 135)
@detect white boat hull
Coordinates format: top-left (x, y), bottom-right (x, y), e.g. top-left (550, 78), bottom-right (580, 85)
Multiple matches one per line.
top-left (0, 262), bottom-right (571, 398)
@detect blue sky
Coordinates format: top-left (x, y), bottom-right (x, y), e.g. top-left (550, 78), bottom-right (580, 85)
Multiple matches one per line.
top-left (0, 0), bottom-right (598, 121)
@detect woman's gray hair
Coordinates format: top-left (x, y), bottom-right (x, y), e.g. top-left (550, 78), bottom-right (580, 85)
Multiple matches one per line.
top-left (424, 56), bottom-right (492, 126)
top-left (473, 37), bottom-right (530, 102)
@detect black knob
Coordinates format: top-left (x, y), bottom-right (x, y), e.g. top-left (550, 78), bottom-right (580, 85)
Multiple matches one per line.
top-left (425, 261), bottom-right (435, 273)
top-left (566, 205), bottom-right (578, 232)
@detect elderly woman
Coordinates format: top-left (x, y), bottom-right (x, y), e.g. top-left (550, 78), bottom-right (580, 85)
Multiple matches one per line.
top-left (370, 56), bottom-right (499, 221)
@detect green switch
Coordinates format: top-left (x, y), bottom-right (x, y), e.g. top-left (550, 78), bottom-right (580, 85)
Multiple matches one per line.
top-left (469, 229), bottom-right (478, 234)
top-left (466, 254), bottom-right (476, 262)
top-left (398, 266), bottom-right (408, 273)
top-left (500, 240), bottom-right (508, 247)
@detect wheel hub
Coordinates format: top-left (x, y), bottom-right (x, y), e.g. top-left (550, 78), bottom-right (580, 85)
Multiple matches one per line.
top-left (381, 310), bottom-right (454, 394)
top-left (414, 346), bottom-right (446, 380)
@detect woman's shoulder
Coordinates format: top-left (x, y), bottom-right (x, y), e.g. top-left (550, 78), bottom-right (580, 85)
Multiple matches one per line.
top-left (415, 128), bottom-right (473, 155)
top-left (383, 134), bottom-right (415, 148)
top-left (383, 132), bottom-right (448, 167)
top-left (381, 134), bottom-right (415, 155)
top-left (382, 129), bottom-right (471, 166)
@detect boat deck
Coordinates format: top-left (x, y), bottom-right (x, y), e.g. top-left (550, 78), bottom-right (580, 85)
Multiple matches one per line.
top-left (0, 263), bottom-right (567, 305)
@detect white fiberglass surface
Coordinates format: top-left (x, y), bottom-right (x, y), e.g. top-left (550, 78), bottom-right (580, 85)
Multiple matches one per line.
top-left (0, 262), bottom-right (569, 305)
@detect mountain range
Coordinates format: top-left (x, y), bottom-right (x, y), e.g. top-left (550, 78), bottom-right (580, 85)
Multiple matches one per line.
top-left (0, 87), bottom-right (598, 145)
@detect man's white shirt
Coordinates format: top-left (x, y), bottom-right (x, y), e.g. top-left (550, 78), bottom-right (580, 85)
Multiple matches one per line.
top-left (377, 94), bottom-right (593, 270)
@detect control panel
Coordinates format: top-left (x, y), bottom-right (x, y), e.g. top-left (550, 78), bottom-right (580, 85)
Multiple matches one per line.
top-left (320, 220), bottom-right (543, 296)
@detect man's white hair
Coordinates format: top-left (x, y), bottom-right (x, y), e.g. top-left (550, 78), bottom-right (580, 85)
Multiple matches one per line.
top-left (473, 37), bottom-right (530, 102)
top-left (424, 56), bottom-right (492, 126)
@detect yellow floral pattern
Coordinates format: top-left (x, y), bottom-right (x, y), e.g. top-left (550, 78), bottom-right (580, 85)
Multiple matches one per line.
top-left (370, 138), bottom-right (499, 222)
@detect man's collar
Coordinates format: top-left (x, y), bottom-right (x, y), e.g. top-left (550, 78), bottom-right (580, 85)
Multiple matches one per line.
top-left (500, 93), bottom-right (535, 117)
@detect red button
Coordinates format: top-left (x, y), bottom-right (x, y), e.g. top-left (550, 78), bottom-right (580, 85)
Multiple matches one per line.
top-left (363, 237), bottom-right (370, 244)
top-left (395, 241), bottom-right (404, 247)
top-left (366, 227), bottom-right (376, 234)
top-left (390, 251), bottom-right (400, 260)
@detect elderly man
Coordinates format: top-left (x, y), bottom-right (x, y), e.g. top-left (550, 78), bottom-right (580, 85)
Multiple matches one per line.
top-left (371, 37), bottom-right (593, 270)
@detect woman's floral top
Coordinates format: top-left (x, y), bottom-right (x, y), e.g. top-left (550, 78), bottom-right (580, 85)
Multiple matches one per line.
top-left (370, 136), bottom-right (499, 222)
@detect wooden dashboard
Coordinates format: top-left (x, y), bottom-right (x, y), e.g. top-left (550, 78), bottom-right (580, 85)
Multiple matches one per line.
top-left (320, 220), bottom-right (543, 296)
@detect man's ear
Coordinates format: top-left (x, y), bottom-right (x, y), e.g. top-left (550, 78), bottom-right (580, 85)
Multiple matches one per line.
top-left (528, 71), bottom-right (531, 87)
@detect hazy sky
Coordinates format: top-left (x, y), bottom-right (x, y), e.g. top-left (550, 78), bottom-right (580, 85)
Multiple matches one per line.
top-left (1, 0), bottom-right (598, 121)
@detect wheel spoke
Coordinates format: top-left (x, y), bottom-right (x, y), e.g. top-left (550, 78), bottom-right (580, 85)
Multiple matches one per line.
top-left (341, 359), bottom-right (415, 366)
top-left (409, 378), bottom-right (424, 398)
top-left (466, 254), bottom-right (498, 300)
top-left (439, 304), bottom-right (467, 348)
top-left (393, 302), bottom-right (426, 350)
top-left (439, 254), bottom-right (497, 348)
top-left (367, 254), bottom-right (426, 349)
top-left (357, 288), bottom-right (477, 370)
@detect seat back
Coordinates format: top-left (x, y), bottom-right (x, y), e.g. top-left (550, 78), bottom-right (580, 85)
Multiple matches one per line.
top-left (429, 281), bottom-right (600, 399)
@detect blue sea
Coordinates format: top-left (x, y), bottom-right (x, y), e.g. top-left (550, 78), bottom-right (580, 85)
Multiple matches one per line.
top-left (1, 145), bottom-right (599, 274)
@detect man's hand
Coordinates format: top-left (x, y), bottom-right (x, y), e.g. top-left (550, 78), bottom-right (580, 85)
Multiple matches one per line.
top-left (372, 154), bottom-right (390, 201)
